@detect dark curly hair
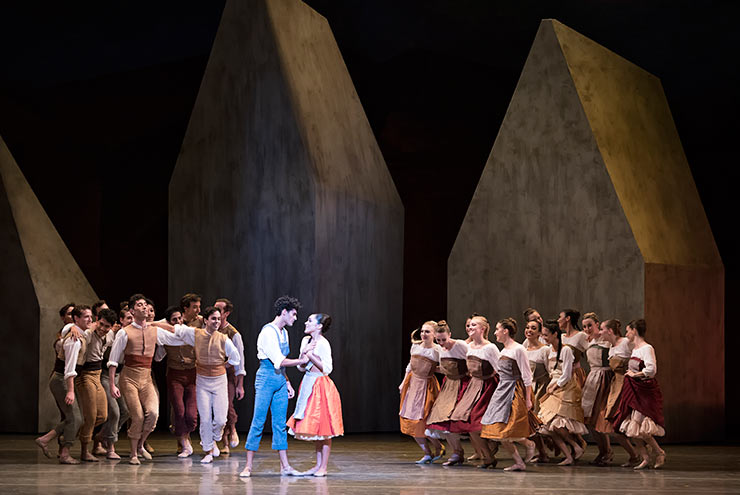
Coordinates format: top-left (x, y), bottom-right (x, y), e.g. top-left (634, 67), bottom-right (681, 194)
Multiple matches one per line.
top-left (274, 295), bottom-right (302, 316)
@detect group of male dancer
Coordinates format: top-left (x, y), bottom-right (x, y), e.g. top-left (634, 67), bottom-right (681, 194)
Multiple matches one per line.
top-left (37, 293), bottom-right (310, 476)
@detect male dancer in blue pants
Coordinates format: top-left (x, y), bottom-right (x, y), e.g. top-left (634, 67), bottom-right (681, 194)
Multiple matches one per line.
top-left (240, 296), bottom-right (308, 477)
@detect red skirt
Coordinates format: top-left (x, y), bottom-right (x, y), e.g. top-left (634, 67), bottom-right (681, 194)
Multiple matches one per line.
top-left (611, 375), bottom-right (664, 431)
top-left (427, 375), bottom-right (471, 432)
top-left (448, 376), bottom-right (498, 434)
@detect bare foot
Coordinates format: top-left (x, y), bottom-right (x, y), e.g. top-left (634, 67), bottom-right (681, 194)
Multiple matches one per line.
top-left (81, 452), bottom-right (100, 462)
top-left (573, 444), bottom-right (584, 460)
top-left (557, 457), bottom-right (574, 466)
top-left (93, 441), bottom-right (107, 456)
top-left (59, 455), bottom-right (81, 465)
top-left (106, 451), bottom-right (121, 460)
top-left (504, 463), bottom-right (526, 471)
top-left (653, 451), bottom-right (666, 469)
top-left (313, 470), bottom-right (327, 477)
top-left (35, 438), bottom-right (52, 458)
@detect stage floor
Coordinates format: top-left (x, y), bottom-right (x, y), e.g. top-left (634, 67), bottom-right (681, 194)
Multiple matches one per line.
top-left (1, 433), bottom-right (739, 494)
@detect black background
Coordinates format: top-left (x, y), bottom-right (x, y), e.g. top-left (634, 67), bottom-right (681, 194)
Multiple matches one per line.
top-left (1, 1), bottom-right (737, 437)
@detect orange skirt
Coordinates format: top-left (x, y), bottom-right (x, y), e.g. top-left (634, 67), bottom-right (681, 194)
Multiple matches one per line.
top-left (399, 374), bottom-right (440, 438)
top-left (287, 376), bottom-right (344, 440)
top-left (481, 381), bottom-right (536, 441)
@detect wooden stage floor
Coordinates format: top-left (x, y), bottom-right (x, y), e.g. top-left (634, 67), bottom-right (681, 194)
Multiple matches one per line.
top-left (1, 433), bottom-right (739, 494)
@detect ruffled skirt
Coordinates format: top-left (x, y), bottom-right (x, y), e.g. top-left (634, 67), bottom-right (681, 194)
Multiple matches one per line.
top-left (287, 376), bottom-right (344, 441)
top-left (538, 379), bottom-right (587, 435)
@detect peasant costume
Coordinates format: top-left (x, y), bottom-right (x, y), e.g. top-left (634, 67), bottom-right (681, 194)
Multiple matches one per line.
top-left (448, 343), bottom-right (500, 434)
top-left (537, 345), bottom-right (588, 435)
top-left (562, 331), bottom-right (588, 387)
top-left (426, 340), bottom-right (470, 435)
top-left (525, 343), bottom-right (550, 416)
top-left (286, 336), bottom-right (344, 441)
top-left (582, 338), bottom-right (613, 433)
top-left (399, 343), bottom-right (441, 437)
top-left (605, 338), bottom-right (632, 421)
top-left (612, 344), bottom-right (665, 438)
top-left (480, 342), bottom-right (536, 441)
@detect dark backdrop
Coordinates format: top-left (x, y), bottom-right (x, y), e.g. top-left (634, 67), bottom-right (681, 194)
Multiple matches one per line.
top-left (1, 1), bottom-right (737, 437)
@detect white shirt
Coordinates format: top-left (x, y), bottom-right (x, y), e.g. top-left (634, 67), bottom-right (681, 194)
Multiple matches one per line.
top-left (500, 343), bottom-right (533, 387)
top-left (550, 345), bottom-right (575, 387)
top-left (171, 324), bottom-right (240, 368)
top-left (632, 344), bottom-right (657, 378)
top-left (405, 343), bottom-right (441, 374)
top-left (467, 342), bottom-right (501, 372)
top-left (608, 337), bottom-right (632, 359)
top-left (299, 336), bottom-right (333, 376)
top-left (107, 321), bottom-right (186, 368)
top-left (525, 343), bottom-right (550, 364)
top-left (439, 340), bottom-right (468, 360)
top-left (256, 323), bottom-right (289, 371)
top-left (229, 332), bottom-right (247, 376)
top-left (62, 337), bottom-right (82, 379)
top-left (562, 331), bottom-right (589, 352)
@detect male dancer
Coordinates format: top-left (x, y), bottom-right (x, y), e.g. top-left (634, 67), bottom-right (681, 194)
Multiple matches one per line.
top-left (95, 308), bottom-right (129, 459)
top-left (107, 294), bottom-right (190, 464)
top-left (150, 306), bottom-right (241, 463)
top-left (163, 295), bottom-right (200, 457)
top-left (214, 297), bottom-right (246, 454)
top-left (240, 295), bottom-right (308, 477)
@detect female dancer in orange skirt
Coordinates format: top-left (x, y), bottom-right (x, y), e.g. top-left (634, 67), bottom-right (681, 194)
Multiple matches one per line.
top-left (599, 319), bottom-right (639, 466)
top-left (611, 319), bottom-right (666, 470)
top-left (447, 315), bottom-right (500, 468)
top-left (286, 313), bottom-right (344, 476)
top-left (426, 320), bottom-right (468, 464)
top-left (537, 322), bottom-right (588, 465)
top-left (481, 318), bottom-right (536, 471)
top-left (399, 321), bottom-right (443, 463)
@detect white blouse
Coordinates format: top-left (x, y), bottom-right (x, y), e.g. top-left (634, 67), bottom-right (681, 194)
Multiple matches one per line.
top-left (631, 344), bottom-right (657, 378)
top-left (500, 343), bottom-right (533, 387)
top-left (562, 331), bottom-right (589, 352)
top-left (439, 340), bottom-right (468, 360)
top-left (549, 345), bottom-right (575, 387)
top-left (608, 337), bottom-right (632, 359)
top-left (525, 344), bottom-right (550, 364)
top-left (467, 343), bottom-right (500, 372)
top-left (299, 336), bottom-right (333, 376)
top-left (405, 343), bottom-right (441, 373)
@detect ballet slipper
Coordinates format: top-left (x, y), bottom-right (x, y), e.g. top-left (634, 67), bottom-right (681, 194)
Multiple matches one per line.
top-left (229, 431), bottom-right (240, 449)
top-left (81, 452), bottom-right (100, 462)
top-left (178, 445), bottom-right (193, 458)
top-left (280, 466), bottom-right (303, 476)
top-left (106, 451), bottom-right (121, 460)
top-left (128, 456), bottom-right (141, 465)
top-left (239, 467), bottom-right (252, 478)
top-left (653, 452), bottom-right (666, 469)
top-left (634, 459), bottom-right (650, 470)
top-left (138, 448), bottom-right (152, 460)
top-left (442, 455), bottom-right (464, 466)
top-left (212, 444), bottom-right (220, 458)
top-left (313, 471), bottom-right (327, 477)
top-left (557, 457), bottom-right (574, 466)
top-left (59, 456), bottom-right (81, 465)
top-left (200, 453), bottom-right (213, 464)
top-left (415, 455), bottom-right (432, 464)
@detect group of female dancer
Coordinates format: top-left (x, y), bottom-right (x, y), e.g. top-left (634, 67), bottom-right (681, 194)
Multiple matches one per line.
top-left (399, 309), bottom-right (666, 471)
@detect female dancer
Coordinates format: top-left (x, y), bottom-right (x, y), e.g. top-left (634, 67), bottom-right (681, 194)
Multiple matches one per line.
top-left (523, 318), bottom-right (552, 462)
top-left (426, 320), bottom-right (468, 464)
top-left (399, 321), bottom-right (443, 463)
top-left (581, 312), bottom-right (614, 465)
top-left (481, 318), bottom-right (536, 471)
top-left (537, 322), bottom-right (588, 465)
top-left (559, 309), bottom-right (587, 386)
top-left (599, 319), bottom-right (639, 466)
top-left (447, 315), bottom-right (500, 468)
top-left (286, 313), bottom-right (343, 476)
top-left (612, 319), bottom-right (666, 469)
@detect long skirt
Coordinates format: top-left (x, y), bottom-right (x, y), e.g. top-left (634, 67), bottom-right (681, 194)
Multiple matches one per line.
top-left (448, 376), bottom-right (498, 434)
top-left (481, 381), bottom-right (535, 441)
top-left (399, 374), bottom-right (440, 438)
top-left (612, 376), bottom-right (665, 438)
top-left (287, 376), bottom-right (344, 440)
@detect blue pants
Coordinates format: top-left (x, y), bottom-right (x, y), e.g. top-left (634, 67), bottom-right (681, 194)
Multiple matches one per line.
top-left (245, 360), bottom-right (288, 451)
